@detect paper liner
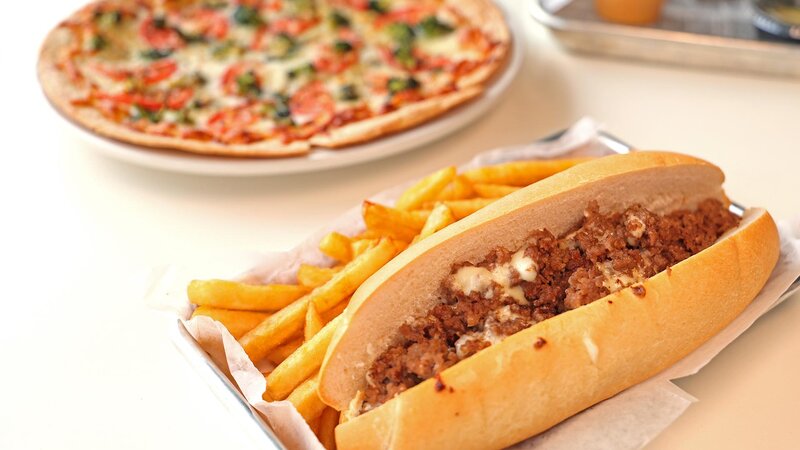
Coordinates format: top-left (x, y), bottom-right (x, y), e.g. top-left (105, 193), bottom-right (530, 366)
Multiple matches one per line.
top-left (147, 117), bottom-right (800, 450)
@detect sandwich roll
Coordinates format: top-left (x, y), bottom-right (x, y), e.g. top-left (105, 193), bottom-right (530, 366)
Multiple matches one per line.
top-left (318, 152), bottom-right (780, 450)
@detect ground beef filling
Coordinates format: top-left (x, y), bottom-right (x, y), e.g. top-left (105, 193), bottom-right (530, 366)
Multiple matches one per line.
top-left (361, 199), bottom-right (739, 412)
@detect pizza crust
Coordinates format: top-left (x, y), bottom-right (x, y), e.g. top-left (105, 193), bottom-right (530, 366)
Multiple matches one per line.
top-left (448, 0), bottom-right (511, 89)
top-left (309, 86), bottom-right (482, 148)
top-left (37, 0), bottom-right (511, 158)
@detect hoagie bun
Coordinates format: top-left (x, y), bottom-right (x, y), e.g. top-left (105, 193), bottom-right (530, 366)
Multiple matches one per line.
top-left (318, 151), bottom-right (780, 450)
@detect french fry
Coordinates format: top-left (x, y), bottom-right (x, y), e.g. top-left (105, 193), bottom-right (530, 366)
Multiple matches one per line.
top-left (240, 239), bottom-right (397, 362)
top-left (462, 158), bottom-right (593, 186)
top-left (265, 337), bottom-right (303, 366)
top-left (319, 232), bottom-right (353, 263)
top-left (363, 201), bottom-right (429, 241)
top-left (188, 280), bottom-right (308, 311)
top-left (412, 203), bottom-right (456, 244)
top-left (191, 306), bottom-right (270, 339)
top-left (240, 298), bottom-right (308, 362)
top-left (395, 166), bottom-right (457, 210)
top-left (440, 198), bottom-right (497, 219)
top-left (310, 238), bottom-right (398, 312)
top-left (472, 183), bottom-right (520, 198)
top-left (285, 375), bottom-right (327, 423)
top-left (309, 416), bottom-right (322, 435)
top-left (318, 407), bottom-right (339, 450)
top-left (266, 315), bottom-right (343, 400)
top-left (353, 229), bottom-right (385, 240)
top-left (435, 175), bottom-right (475, 201)
top-left (350, 238), bottom-right (376, 258)
top-left (321, 297), bottom-right (349, 323)
top-left (297, 264), bottom-right (341, 289)
top-left (304, 302), bottom-right (324, 341)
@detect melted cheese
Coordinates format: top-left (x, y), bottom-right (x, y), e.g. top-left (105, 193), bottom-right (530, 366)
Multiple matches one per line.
top-left (511, 249), bottom-right (538, 282)
top-left (596, 261), bottom-right (645, 293)
top-left (452, 249), bottom-right (538, 304)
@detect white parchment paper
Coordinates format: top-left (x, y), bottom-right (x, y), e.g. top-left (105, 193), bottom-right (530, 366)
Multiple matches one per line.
top-left (147, 117), bottom-right (800, 450)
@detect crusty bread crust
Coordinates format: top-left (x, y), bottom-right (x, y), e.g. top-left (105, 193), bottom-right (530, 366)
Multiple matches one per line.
top-left (318, 152), bottom-right (780, 449)
top-left (37, 0), bottom-right (509, 157)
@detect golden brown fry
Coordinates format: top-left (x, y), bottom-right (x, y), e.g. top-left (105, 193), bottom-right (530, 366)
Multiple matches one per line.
top-left (304, 302), bottom-right (324, 341)
top-left (363, 201), bottom-right (429, 241)
top-left (318, 407), bottom-right (339, 450)
top-left (285, 375), bottom-right (327, 424)
top-left (187, 280), bottom-right (308, 311)
top-left (309, 415), bottom-right (322, 435)
top-left (240, 239), bottom-right (397, 362)
top-left (350, 239), bottom-right (376, 258)
top-left (395, 166), bottom-right (456, 210)
top-left (321, 297), bottom-right (349, 323)
top-left (297, 264), bottom-right (341, 289)
top-left (319, 232), bottom-right (353, 263)
top-left (353, 229), bottom-right (385, 240)
top-left (472, 183), bottom-right (520, 198)
top-left (435, 175), bottom-right (475, 201)
top-left (412, 203), bottom-right (456, 244)
top-left (266, 315), bottom-right (343, 400)
top-left (311, 238), bottom-right (398, 312)
top-left (440, 198), bottom-right (497, 219)
top-left (240, 298), bottom-right (308, 362)
top-left (462, 158), bottom-right (593, 186)
top-left (191, 306), bottom-right (270, 339)
top-left (265, 337), bottom-right (303, 366)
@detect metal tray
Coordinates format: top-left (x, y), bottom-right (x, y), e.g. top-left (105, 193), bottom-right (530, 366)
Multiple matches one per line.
top-left (530, 0), bottom-right (800, 78)
top-left (171, 129), bottom-right (800, 449)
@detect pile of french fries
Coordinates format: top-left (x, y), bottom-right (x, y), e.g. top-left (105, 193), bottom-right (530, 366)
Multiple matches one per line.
top-left (186, 157), bottom-right (591, 448)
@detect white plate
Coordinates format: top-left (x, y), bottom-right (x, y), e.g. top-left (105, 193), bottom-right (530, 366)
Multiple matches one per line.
top-left (66, 2), bottom-right (524, 177)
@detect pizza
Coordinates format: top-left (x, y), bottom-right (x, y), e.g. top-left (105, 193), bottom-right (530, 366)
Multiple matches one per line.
top-left (38, 0), bottom-right (510, 157)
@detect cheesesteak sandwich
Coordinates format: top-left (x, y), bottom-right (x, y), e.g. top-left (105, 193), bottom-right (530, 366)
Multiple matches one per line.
top-left (318, 151), bottom-right (780, 450)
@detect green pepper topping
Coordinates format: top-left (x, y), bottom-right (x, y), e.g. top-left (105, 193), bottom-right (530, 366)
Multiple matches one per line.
top-left (287, 0), bottom-right (317, 16)
top-left (140, 48), bottom-right (173, 60)
top-left (212, 40), bottom-right (245, 59)
top-left (174, 108), bottom-right (195, 125)
top-left (392, 45), bottom-right (416, 70)
top-left (131, 105), bottom-right (162, 123)
top-left (416, 16), bottom-right (454, 38)
top-left (287, 63), bottom-right (316, 80)
top-left (329, 10), bottom-right (351, 28)
top-left (368, 0), bottom-right (389, 14)
top-left (233, 5), bottom-right (263, 26)
top-left (90, 34), bottom-right (108, 52)
top-left (236, 71), bottom-right (262, 97)
top-left (339, 84), bottom-right (359, 101)
top-left (177, 28), bottom-right (207, 44)
top-left (93, 9), bottom-right (122, 27)
top-left (387, 76), bottom-right (420, 95)
top-left (333, 40), bottom-right (354, 54)
top-left (386, 22), bottom-right (415, 46)
top-left (268, 33), bottom-right (298, 60)
top-left (203, 0), bottom-right (228, 8)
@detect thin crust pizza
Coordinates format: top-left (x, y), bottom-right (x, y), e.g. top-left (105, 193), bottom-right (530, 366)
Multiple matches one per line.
top-left (38, 0), bottom-right (510, 157)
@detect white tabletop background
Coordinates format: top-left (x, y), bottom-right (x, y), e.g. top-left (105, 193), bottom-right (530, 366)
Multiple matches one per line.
top-left (2, 0), bottom-right (799, 448)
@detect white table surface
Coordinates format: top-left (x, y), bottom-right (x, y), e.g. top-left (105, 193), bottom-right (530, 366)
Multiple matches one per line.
top-left (3, 1), bottom-right (799, 448)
